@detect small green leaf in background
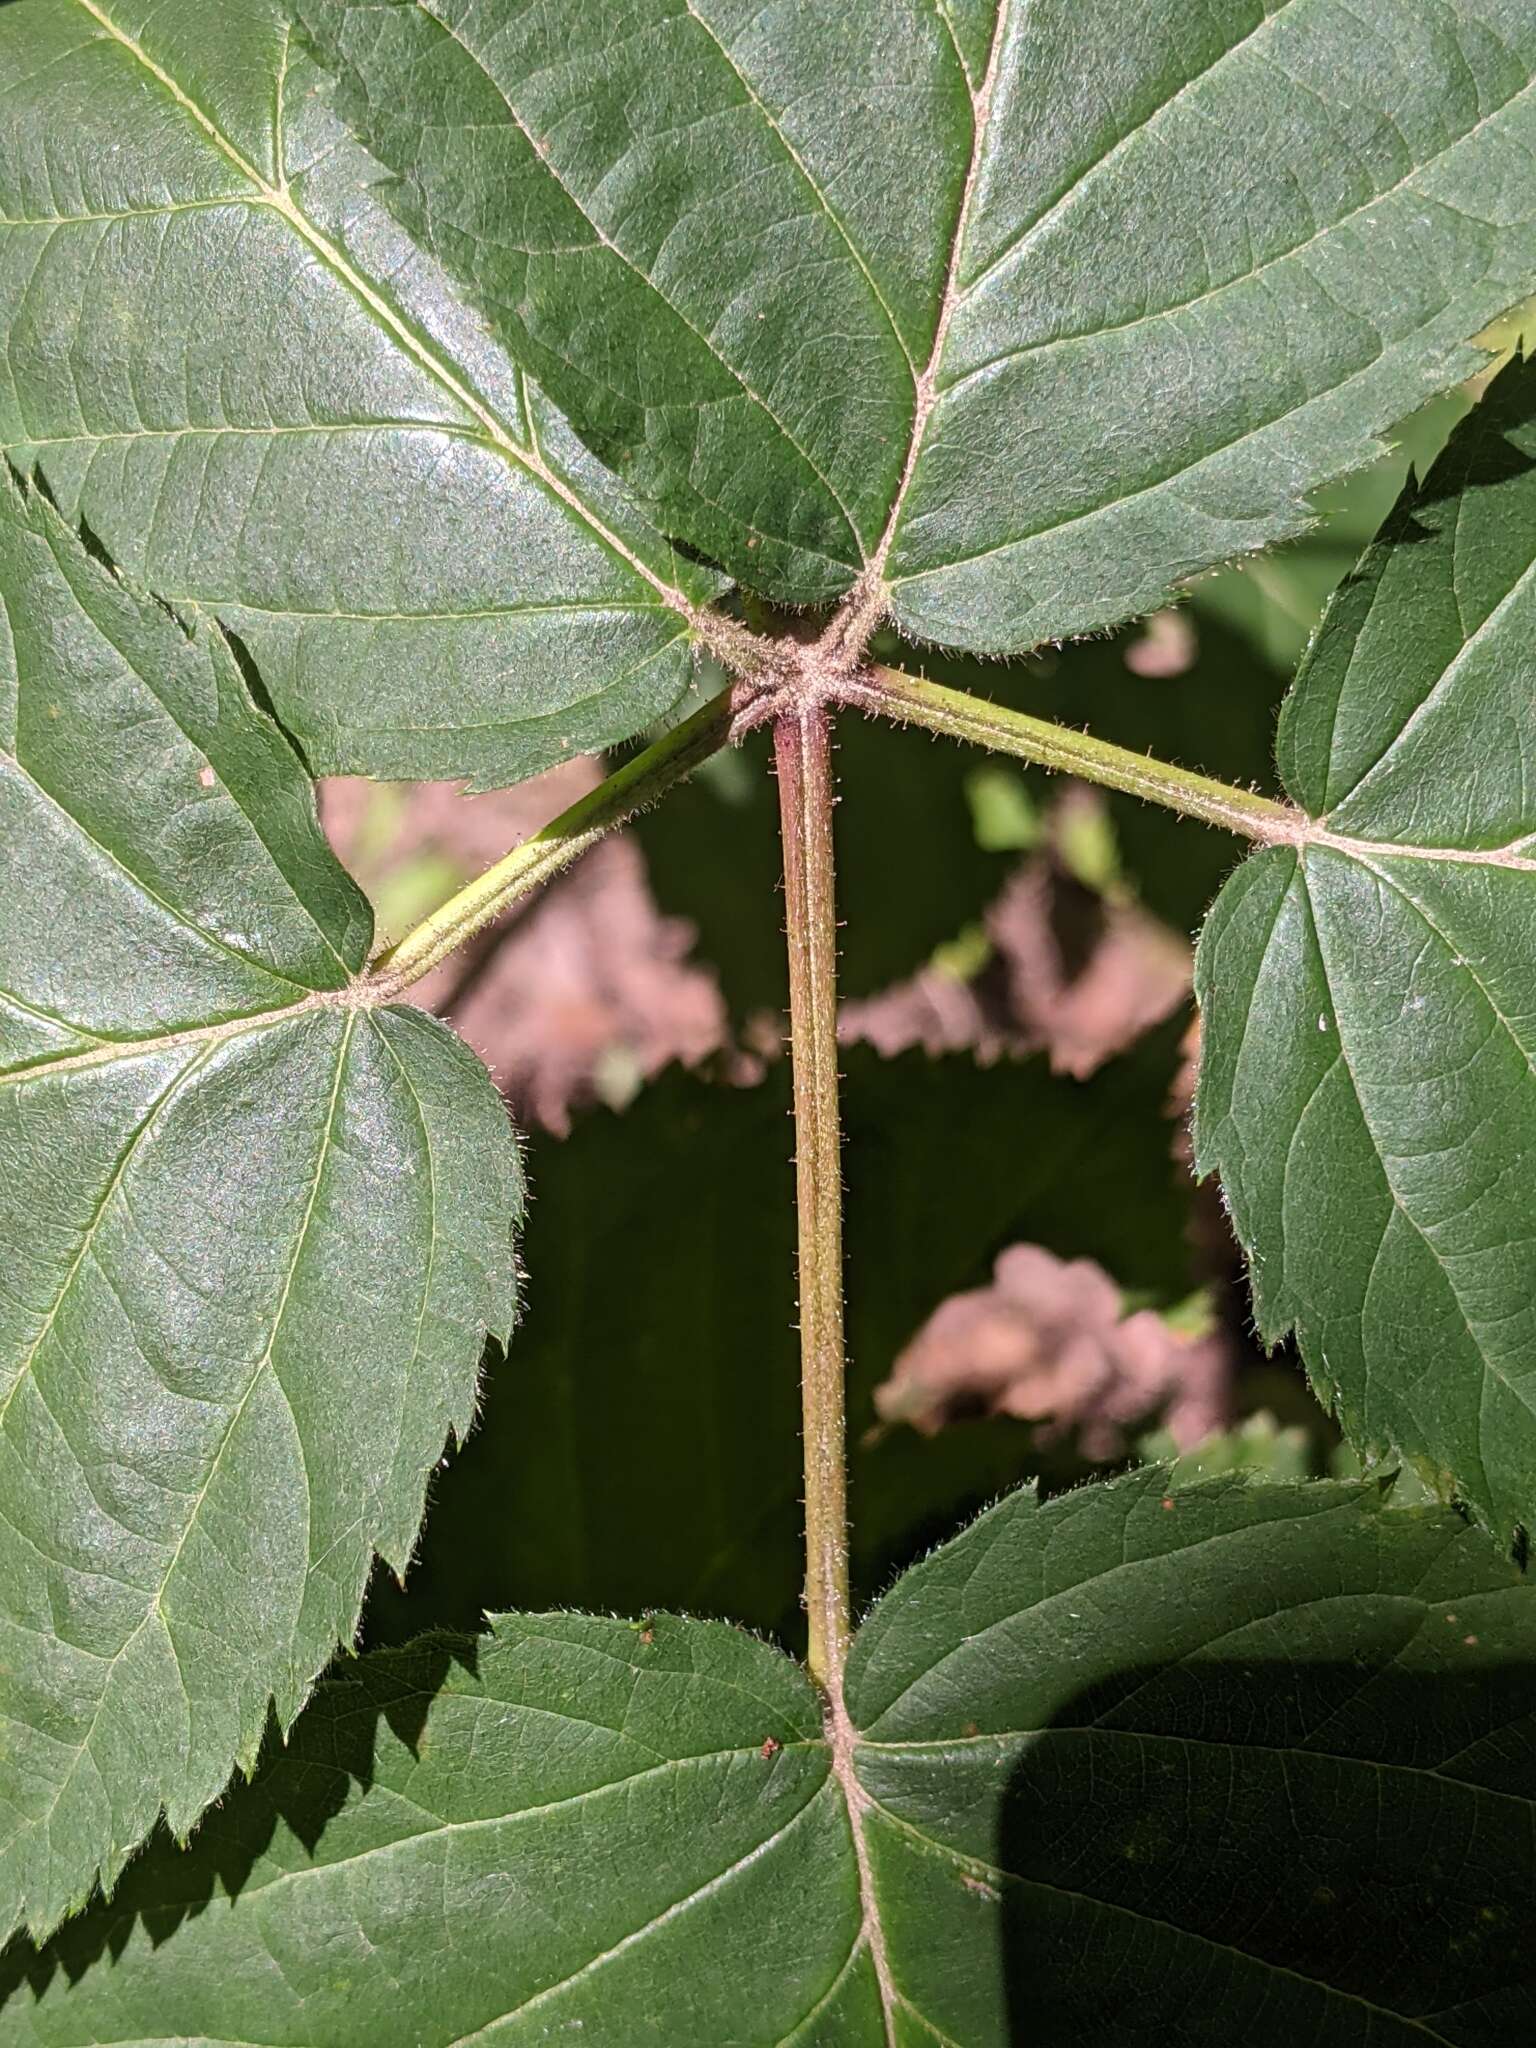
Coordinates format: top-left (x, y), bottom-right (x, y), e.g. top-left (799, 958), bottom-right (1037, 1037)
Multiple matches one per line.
top-left (1138, 1410), bottom-right (1316, 1485)
top-left (1197, 351), bottom-right (1536, 1548)
top-left (0, 474), bottom-right (520, 1939)
top-left (10, 1471), bottom-right (1536, 2043)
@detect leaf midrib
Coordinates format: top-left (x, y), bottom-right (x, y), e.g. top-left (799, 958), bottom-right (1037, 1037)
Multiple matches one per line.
top-left (887, 68), bottom-right (1536, 594)
top-left (678, 0), bottom-right (917, 374)
top-left (0, 985), bottom-right (350, 1092)
top-left (1325, 548), bottom-right (1536, 824)
top-left (855, 1720), bottom-right (1536, 1809)
top-left (240, 1736), bottom-right (823, 1901)
top-left (957, 0), bottom-right (1304, 303)
top-left (863, 0), bottom-right (1010, 590)
top-left (1301, 826), bottom-right (1536, 872)
top-left (1301, 858), bottom-right (1536, 1484)
top-left (0, 193), bottom-right (249, 228)
top-left (829, 1707), bottom-right (900, 2045)
top-left (53, 1741), bottom-right (834, 2047)
top-left (0, 1040), bottom-right (215, 1437)
top-left (938, 65), bottom-right (1536, 408)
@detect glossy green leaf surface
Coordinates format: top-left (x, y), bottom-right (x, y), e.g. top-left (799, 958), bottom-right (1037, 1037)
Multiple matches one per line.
top-left (10, 1473), bottom-right (1536, 2042)
top-left (0, 474), bottom-right (521, 1938)
top-left (1196, 353), bottom-right (1536, 1546)
top-left (0, 0), bottom-right (721, 787)
top-left (302, 0), bottom-right (1536, 646)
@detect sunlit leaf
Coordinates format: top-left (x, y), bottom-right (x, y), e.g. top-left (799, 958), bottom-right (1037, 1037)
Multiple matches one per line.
top-left (0, 473), bottom-right (519, 1937)
top-left (303, 0), bottom-right (1536, 648)
top-left (10, 1474), bottom-right (1536, 2042)
top-left (1197, 352), bottom-right (1536, 1545)
top-left (0, 0), bottom-right (722, 787)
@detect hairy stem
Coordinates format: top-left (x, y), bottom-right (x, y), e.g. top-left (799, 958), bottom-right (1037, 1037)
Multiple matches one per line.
top-left (841, 665), bottom-right (1298, 841)
top-left (372, 689), bottom-right (736, 994)
top-left (774, 704), bottom-right (852, 1695)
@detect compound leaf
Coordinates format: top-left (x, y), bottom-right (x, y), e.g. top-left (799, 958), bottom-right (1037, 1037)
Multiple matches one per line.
top-left (0, 471), bottom-right (520, 1939)
top-left (1196, 351), bottom-right (1536, 1548)
top-left (0, 0), bottom-right (721, 788)
top-left (301, 0), bottom-right (1536, 644)
top-left (10, 1474), bottom-right (1536, 2042)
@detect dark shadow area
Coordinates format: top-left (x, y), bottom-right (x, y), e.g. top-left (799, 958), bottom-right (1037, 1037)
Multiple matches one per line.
top-left (11, 1649), bottom-right (1536, 2040)
top-left (988, 1655), bottom-right (1536, 2043)
top-left (0, 1632), bottom-right (476, 2007)
top-left (360, 1029), bottom-right (1194, 1658)
top-left (221, 625), bottom-right (316, 769)
top-left (359, 1064), bottom-right (805, 1651)
top-left (1408, 361), bottom-right (1536, 514)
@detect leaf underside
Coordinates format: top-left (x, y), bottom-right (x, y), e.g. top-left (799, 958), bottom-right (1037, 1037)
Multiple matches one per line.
top-left (0, 0), bottom-right (722, 787)
top-left (4, 0), bottom-right (1536, 2010)
top-left (1197, 352), bottom-right (1536, 1549)
top-left (0, 0), bottom-right (1532, 792)
top-left (301, 0), bottom-right (1536, 650)
top-left (8, 1471), bottom-right (1536, 2044)
top-left (0, 472), bottom-right (521, 1940)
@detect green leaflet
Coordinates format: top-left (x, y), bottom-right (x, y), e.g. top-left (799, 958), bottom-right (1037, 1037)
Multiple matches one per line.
top-left (0, 473), bottom-right (521, 1939)
top-left (300, 0), bottom-right (1536, 644)
top-left (2, 1614), bottom-right (860, 2046)
top-left (295, 0), bottom-right (962, 602)
top-left (846, 1468), bottom-right (1536, 2043)
top-left (9, 1472), bottom-right (1536, 2042)
top-left (0, 0), bottom-right (722, 788)
top-left (1196, 352), bottom-right (1536, 1548)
